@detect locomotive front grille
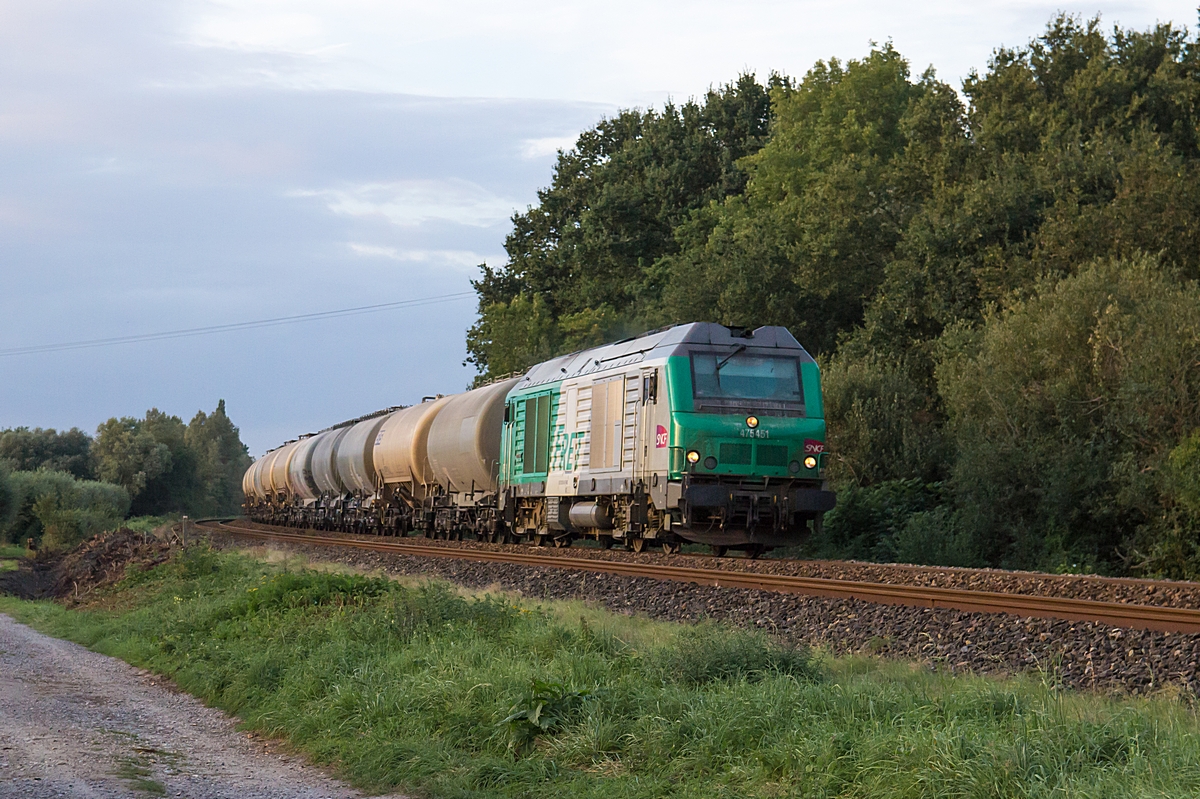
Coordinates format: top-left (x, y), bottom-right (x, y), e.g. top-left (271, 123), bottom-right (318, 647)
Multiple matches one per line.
top-left (756, 444), bottom-right (788, 467)
top-left (718, 443), bottom-right (752, 465)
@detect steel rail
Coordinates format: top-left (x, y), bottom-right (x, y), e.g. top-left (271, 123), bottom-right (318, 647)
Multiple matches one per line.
top-left (202, 521), bottom-right (1200, 634)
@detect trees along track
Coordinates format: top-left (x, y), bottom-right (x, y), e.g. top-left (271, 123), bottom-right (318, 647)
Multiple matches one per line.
top-left (200, 520), bottom-right (1200, 635)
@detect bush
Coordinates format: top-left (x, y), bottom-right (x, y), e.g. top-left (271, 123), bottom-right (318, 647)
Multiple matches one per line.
top-left (1166, 431), bottom-right (1200, 518)
top-left (891, 506), bottom-right (974, 566)
top-left (32, 477), bottom-right (130, 551)
top-left (820, 351), bottom-right (948, 486)
top-left (654, 622), bottom-right (821, 686)
top-left (937, 256), bottom-right (1200, 572)
top-left (0, 462), bottom-right (14, 535)
top-left (3, 470), bottom-right (129, 548)
top-left (500, 679), bottom-right (595, 752)
top-left (806, 479), bottom-right (949, 562)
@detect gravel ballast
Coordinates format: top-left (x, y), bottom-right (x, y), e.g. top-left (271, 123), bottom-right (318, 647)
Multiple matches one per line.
top-left (0, 612), bottom-right (406, 799)
top-left (228, 521), bottom-right (1200, 609)
top-left (212, 531), bottom-right (1200, 696)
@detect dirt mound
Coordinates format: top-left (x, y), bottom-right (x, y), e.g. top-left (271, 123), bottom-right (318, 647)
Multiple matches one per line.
top-left (52, 527), bottom-right (176, 604)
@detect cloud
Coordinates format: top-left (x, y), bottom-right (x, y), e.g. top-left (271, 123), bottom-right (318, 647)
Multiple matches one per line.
top-left (347, 243), bottom-right (498, 269)
top-left (520, 135), bottom-right (576, 159)
top-left (294, 178), bottom-right (519, 228)
top-left (189, 10), bottom-right (329, 55)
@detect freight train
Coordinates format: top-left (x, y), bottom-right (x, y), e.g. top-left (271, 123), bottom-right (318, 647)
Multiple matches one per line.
top-left (242, 323), bottom-right (835, 555)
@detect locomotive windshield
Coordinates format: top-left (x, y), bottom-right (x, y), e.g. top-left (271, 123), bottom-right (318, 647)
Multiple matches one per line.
top-left (690, 349), bottom-right (804, 410)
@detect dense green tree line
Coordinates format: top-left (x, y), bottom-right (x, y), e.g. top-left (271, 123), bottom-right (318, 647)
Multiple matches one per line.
top-left (469, 14), bottom-right (1200, 575)
top-left (0, 400), bottom-right (251, 548)
top-left (467, 74), bottom-right (782, 376)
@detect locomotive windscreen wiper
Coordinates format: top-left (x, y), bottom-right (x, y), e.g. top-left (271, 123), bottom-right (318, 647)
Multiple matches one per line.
top-left (716, 344), bottom-right (746, 371)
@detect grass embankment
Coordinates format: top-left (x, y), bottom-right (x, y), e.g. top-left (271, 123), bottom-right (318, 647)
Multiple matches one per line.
top-left (0, 543), bottom-right (25, 572)
top-left (3, 548), bottom-right (1200, 797)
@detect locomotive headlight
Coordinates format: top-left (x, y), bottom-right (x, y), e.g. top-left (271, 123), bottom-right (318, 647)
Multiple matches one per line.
top-left (746, 415), bottom-right (759, 428)
top-left (686, 450), bottom-right (701, 464)
top-left (803, 456), bottom-right (818, 470)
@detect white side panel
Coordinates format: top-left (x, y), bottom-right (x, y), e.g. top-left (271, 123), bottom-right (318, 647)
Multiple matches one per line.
top-left (533, 356), bottom-right (672, 500)
top-left (622, 374), bottom-right (639, 474)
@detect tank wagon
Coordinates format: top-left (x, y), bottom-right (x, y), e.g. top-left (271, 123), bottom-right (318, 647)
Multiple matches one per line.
top-left (243, 323), bottom-right (835, 554)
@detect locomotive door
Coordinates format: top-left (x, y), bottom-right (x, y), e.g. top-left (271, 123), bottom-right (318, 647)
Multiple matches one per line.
top-left (634, 366), bottom-right (662, 485)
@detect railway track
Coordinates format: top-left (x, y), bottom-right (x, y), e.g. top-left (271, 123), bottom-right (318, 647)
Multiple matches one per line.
top-left (201, 520), bottom-right (1200, 634)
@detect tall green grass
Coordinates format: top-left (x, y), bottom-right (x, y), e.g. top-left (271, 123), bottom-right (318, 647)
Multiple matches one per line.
top-left (0, 544), bottom-right (26, 559)
top-left (4, 547), bottom-right (1200, 797)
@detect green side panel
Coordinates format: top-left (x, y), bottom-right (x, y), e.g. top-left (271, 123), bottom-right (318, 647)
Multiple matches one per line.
top-left (801, 361), bottom-right (824, 419)
top-left (502, 383), bottom-right (564, 485)
top-left (522, 393), bottom-right (551, 473)
top-left (665, 355), bottom-right (694, 413)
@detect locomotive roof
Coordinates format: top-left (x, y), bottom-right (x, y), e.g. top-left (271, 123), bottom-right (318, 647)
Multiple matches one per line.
top-left (513, 322), bottom-right (813, 391)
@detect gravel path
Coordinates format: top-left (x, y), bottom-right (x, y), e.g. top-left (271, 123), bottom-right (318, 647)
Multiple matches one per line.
top-left (0, 613), bottom-right (405, 799)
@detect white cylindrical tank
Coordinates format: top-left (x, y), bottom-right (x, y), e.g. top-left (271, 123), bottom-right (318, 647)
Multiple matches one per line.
top-left (267, 441), bottom-right (300, 498)
top-left (285, 435), bottom-right (321, 501)
top-left (426, 378), bottom-right (520, 494)
top-left (310, 427), bottom-right (349, 495)
top-left (255, 449), bottom-right (280, 498)
top-left (372, 397), bottom-right (454, 491)
top-left (334, 415), bottom-right (389, 496)
top-left (250, 455), bottom-right (270, 499)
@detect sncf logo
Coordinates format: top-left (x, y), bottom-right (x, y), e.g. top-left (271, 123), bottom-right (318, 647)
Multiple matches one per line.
top-left (655, 425), bottom-right (668, 448)
top-left (803, 439), bottom-right (825, 455)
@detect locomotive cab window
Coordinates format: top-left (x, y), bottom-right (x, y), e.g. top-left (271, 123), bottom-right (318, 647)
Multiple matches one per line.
top-left (520, 394), bottom-right (551, 475)
top-left (641, 369), bottom-right (658, 404)
top-left (691, 350), bottom-right (804, 411)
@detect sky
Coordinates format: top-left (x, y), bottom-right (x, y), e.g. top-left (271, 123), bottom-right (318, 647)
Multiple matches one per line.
top-left (1, 1), bottom-right (1196, 457)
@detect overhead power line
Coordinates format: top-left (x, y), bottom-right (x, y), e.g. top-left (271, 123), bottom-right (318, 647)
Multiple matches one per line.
top-left (0, 291), bottom-right (476, 358)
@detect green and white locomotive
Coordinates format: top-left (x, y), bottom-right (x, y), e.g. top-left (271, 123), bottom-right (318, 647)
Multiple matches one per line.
top-left (243, 322), bottom-right (835, 555)
top-left (499, 322), bottom-right (834, 554)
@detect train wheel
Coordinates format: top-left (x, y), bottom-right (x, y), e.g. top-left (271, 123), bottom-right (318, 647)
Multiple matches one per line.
top-left (552, 536), bottom-right (571, 548)
top-left (710, 545), bottom-right (728, 557)
top-left (745, 544), bottom-right (765, 560)
top-left (630, 538), bottom-right (645, 553)
top-left (661, 541), bottom-right (681, 555)
top-left (599, 535), bottom-right (614, 550)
